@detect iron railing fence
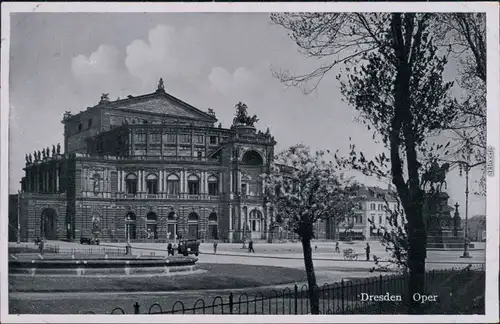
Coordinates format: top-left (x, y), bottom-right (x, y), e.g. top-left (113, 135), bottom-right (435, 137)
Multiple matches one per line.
top-left (92, 264), bottom-right (484, 315)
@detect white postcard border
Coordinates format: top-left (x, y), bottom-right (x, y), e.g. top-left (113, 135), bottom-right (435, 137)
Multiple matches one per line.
top-left (1, 2), bottom-right (498, 324)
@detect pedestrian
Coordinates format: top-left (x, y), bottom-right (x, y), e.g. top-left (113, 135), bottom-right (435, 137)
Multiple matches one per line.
top-left (167, 242), bottom-right (173, 256)
top-left (248, 240), bottom-right (255, 253)
top-left (335, 241), bottom-right (340, 253)
top-left (315, 245), bottom-right (318, 252)
top-left (213, 241), bottom-right (218, 254)
top-left (39, 239), bottom-right (44, 255)
top-left (365, 242), bottom-right (371, 261)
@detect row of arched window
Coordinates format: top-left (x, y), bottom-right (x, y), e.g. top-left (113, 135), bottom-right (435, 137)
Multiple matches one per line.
top-left (122, 173), bottom-right (219, 196)
top-left (124, 211), bottom-right (218, 240)
top-left (125, 211), bottom-right (217, 222)
top-left (369, 203), bottom-right (387, 211)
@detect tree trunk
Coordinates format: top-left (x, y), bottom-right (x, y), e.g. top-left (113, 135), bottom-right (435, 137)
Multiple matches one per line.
top-left (390, 13), bottom-right (427, 314)
top-left (406, 209), bottom-right (427, 314)
top-left (301, 237), bottom-right (320, 314)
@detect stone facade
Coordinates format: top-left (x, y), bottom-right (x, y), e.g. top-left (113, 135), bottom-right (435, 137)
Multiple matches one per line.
top-left (15, 82), bottom-right (276, 243)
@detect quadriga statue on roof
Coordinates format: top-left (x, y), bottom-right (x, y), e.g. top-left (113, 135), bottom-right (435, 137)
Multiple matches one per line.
top-left (232, 101), bottom-right (259, 127)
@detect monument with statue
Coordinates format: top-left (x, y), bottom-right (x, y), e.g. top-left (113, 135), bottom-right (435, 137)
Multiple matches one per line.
top-left (422, 161), bottom-right (469, 250)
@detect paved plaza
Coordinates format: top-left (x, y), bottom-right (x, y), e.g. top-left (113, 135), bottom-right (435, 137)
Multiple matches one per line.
top-left (9, 240), bottom-right (486, 314)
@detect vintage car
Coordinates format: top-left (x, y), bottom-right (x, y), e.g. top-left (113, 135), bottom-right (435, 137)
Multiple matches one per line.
top-left (80, 237), bottom-right (100, 245)
top-left (177, 239), bottom-right (200, 256)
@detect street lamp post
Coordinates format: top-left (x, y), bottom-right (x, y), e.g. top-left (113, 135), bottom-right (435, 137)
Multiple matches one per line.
top-left (460, 161), bottom-right (472, 259)
top-left (17, 190), bottom-right (21, 244)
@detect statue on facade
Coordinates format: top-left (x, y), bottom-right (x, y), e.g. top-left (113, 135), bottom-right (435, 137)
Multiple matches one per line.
top-left (157, 78), bottom-right (165, 91)
top-left (42, 149), bottom-right (46, 159)
top-left (207, 108), bottom-right (216, 117)
top-left (46, 147), bottom-right (50, 158)
top-left (63, 111), bottom-right (72, 120)
top-left (232, 101), bottom-right (259, 127)
top-left (422, 161), bottom-right (450, 192)
top-left (56, 143), bottom-right (61, 155)
top-left (25, 154), bottom-right (30, 164)
top-left (52, 145), bottom-right (56, 156)
top-left (99, 93), bottom-right (110, 104)
top-left (33, 151), bottom-right (37, 161)
top-left (29, 154), bottom-right (33, 163)
top-left (218, 123), bottom-right (222, 128)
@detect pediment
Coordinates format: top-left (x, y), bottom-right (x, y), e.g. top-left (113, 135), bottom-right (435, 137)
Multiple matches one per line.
top-left (110, 91), bottom-right (216, 122)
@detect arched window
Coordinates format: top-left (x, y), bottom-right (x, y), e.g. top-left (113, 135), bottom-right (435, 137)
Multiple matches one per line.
top-left (166, 211), bottom-right (178, 240)
top-left (241, 175), bottom-right (250, 196)
top-left (125, 173), bottom-right (138, 195)
top-left (187, 174), bottom-right (200, 195)
top-left (208, 212), bottom-right (217, 222)
top-left (125, 212), bottom-right (137, 240)
top-left (208, 212), bottom-right (218, 239)
top-left (126, 211), bottom-right (136, 221)
top-left (166, 174), bottom-right (180, 195)
top-left (208, 175), bottom-right (219, 196)
top-left (146, 173), bottom-right (158, 195)
top-left (146, 211), bottom-right (157, 221)
top-left (242, 150), bottom-right (263, 165)
top-left (92, 173), bottom-right (100, 194)
top-left (146, 212), bottom-right (158, 239)
top-left (249, 209), bottom-right (263, 232)
top-left (188, 212), bottom-right (199, 221)
top-left (187, 212), bottom-right (199, 239)
top-left (167, 211), bottom-right (176, 221)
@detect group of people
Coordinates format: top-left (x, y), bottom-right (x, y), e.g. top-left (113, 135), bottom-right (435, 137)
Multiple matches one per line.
top-left (332, 241), bottom-right (371, 261)
top-left (166, 242), bottom-right (178, 256)
top-left (212, 240), bottom-right (255, 254)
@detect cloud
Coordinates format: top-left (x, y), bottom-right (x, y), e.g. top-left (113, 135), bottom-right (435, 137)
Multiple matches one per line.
top-left (208, 66), bottom-right (258, 99)
top-left (125, 25), bottom-right (178, 83)
top-left (71, 44), bottom-right (120, 80)
top-left (125, 25), bottom-right (205, 91)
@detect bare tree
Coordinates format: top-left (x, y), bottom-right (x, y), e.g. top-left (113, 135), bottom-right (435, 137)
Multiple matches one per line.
top-left (435, 13), bottom-right (486, 194)
top-left (263, 145), bottom-right (360, 314)
top-left (271, 13), bottom-right (461, 314)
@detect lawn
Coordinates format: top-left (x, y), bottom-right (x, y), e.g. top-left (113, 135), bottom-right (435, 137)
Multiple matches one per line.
top-left (9, 263), bottom-right (307, 293)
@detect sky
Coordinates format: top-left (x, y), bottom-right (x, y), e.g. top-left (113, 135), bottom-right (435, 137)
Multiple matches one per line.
top-left (8, 12), bottom-right (486, 217)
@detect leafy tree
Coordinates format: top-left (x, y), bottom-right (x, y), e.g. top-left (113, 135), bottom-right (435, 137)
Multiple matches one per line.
top-left (263, 144), bottom-right (360, 314)
top-left (271, 13), bottom-right (460, 313)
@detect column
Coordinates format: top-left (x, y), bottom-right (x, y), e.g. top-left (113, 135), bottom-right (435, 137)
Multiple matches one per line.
top-left (145, 130), bottom-right (150, 156)
top-left (122, 170), bottom-right (126, 193)
top-left (180, 170), bottom-right (185, 194)
top-left (130, 129), bottom-right (135, 156)
top-left (229, 172), bottom-right (233, 194)
top-left (160, 131), bottom-right (164, 156)
top-left (56, 166), bottom-right (60, 193)
top-left (118, 170), bottom-right (122, 192)
top-left (228, 203), bottom-right (233, 230)
top-left (35, 169), bottom-right (38, 193)
top-left (237, 171), bottom-right (241, 194)
top-left (44, 170), bottom-right (48, 192)
top-left (219, 172), bottom-right (223, 194)
top-left (140, 170), bottom-right (144, 193)
top-left (265, 205), bottom-right (270, 241)
top-left (202, 171), bottom-right (208, 194)
top-left (159, 169), bottom-right (163, 194)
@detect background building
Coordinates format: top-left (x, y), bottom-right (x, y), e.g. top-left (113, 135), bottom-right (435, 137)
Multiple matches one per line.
top-left (13, 80), bottom-right (276, 243)
top-left (466, 215), bottom-right (486, 242)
